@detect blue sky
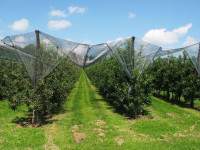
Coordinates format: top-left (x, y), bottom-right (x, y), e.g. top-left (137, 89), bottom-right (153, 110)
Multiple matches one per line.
top-left (0, 0), bottom-right (199, 48)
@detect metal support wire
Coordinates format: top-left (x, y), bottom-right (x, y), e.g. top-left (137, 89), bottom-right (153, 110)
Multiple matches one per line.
top-left (83, 45), bottom-right (91, 68)
top-left (183, 49), bottom-right (199, 74)
top-left (106, 42), bottom-right (131, 79)
top-left (152, 47), bottom-right (162, 62)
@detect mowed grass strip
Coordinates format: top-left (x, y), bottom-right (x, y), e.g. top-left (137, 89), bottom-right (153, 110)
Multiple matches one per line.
top-left (0, 100), bottom-right (45, 150)
top-left (0, 70), bottom-right (200, 149)
top-left (43, 71), bottom-right (200, 150)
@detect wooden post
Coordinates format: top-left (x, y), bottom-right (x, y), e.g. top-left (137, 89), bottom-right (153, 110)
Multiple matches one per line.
top-left (32, 30), bottom-right (40, 124)
top-left (167, 51), bottom-right (170, 65)
top-left (198, 43), bottom-right (200, 68)
top-left (35, 30), bottom-right (40, 50)
top-left (35, 30), bottom-right (43, 81)
top-left (32, 109), bottom-right (35, 124)
top-left (167, 51), bottom-right (170, 101)
top-left (132, 36), bottom-right (135, 69)
top-left (34, 30), bottom-right (40, 86)
top-left (128, 37), bottom-right (135, 95)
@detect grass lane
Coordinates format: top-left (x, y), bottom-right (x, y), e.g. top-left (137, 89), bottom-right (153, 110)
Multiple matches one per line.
top-left (0, 70), bottom-right (200, 149)
top-left (0, 101), bottom-right (45, 150)
top-left (44, 71), bottom-right (200, 150)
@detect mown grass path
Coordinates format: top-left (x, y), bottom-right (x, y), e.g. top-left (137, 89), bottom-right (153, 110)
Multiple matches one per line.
top-left (43, 71), bottom-right (200, 150)
top-left (0, 71), bottom-right (200, 149)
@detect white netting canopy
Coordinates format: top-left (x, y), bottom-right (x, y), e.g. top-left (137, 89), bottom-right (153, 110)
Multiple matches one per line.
top-left (0, 30), bottom-right (199, 85)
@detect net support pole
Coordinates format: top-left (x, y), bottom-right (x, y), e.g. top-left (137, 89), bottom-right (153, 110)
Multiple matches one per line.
top-left (34, 30), bottom-right (40, 87)
top-left (167, 51), bottom-right (170, 65)
top-left (128, 36), bottom-right (135, 94)
top-left (196, 42), bottom-right (200, 76)
top-left (32, 30), bottom-right (40, 124)
top-left (198, 43), bottom-right (200, 68)
top-left (35, 30), bottom-right (40, 49)
top-left (32, 109), bottom-right (35, 125)
top-left (36, 30), bottom-right (43, 79)
top-left (131, 36), bottom-right (135, 69)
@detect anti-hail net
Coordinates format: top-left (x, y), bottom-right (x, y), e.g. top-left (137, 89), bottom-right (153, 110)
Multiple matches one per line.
top-left (0, 40), bottom-right (21, 62)
top-left (1, 31), bottom-right (79, 85)
top-left (0, 30), bottom-right (199, 85)
top-left (154, 43), bottom-right (200, 75)
top-left (184, 43), bottom-right (200, 75)
top-left (107, 37), bottom-right (161, 78)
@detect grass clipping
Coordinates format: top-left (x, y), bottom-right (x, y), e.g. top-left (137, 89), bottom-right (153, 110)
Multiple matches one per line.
top-left (72, 125), bottom-right (86, 144)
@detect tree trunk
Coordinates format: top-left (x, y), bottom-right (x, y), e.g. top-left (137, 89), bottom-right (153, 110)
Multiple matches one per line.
top-left (190, 98), bottom-right (194, 108)
top-left (32, 109), bottom-right (35, 124)
top-left (178, 94), bottom-right (181, 104)
top-left (167, 89), bottom-right (170, 101)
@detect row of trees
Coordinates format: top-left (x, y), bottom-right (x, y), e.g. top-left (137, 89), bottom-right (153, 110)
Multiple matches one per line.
top-left (0, 58), bottom-right (81, 123)
top-left (146, 54), bottom-right (200, 108)
top-left (86, 51), bottom-right (200, 119)
top-left (85, 55), bottom-right (152, 118)
top-left (1, 39), bottom-right (199, 121)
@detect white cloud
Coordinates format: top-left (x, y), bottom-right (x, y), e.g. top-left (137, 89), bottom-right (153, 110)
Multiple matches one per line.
top-left (115, 37), bottom-right (123, 41)
top-left (106, 37), bottom-right (126, 43)
top-left (41, 38), bottom-right (52, 45)
top-left (13, 36), bottom-right (27, 43)
top-left (143, 23), bottom-right (192, 45)
top-left (106, 36), bottom-right (131, 44)
top-left (128, 12), bottom-right (136, 18)
top-left (48, 20), bottom-right (72, 30)
top-left (83, 39), bottom-right (92, 45)
top-left (183, 36), bottom-right (198, 47)
top-left (12, 36), bottom-right (27, 48)
top-left (50, 10), bottom-right (67, 17)
top-left (106, 40), bottom-right (112, 43)
top-left (68, 6), bottom-right (85, 14)
top-left (66, 38), bottom-right (72, 41)
top-left (9, 19), bottom-right (29, 31)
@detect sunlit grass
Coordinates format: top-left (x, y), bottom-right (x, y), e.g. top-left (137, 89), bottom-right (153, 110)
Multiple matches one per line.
top-left (0, 71), bottom-right (200, 149)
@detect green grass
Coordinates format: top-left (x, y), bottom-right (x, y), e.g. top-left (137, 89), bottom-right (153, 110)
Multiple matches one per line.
top-left (0, 100), bottom-right (45, 150)
top-left (159, 91), bottom-right (200, 108)
top-left (0, 70), bottom-right (200, 149)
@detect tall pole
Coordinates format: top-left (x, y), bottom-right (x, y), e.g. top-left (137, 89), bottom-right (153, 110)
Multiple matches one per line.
top-left (128, 37), bottom-right (135, 95)
top-left (168, 51), bottom-right (170, 65)
top-left (198, 43), bottom-right (200, 69)
top-left (167, 51), bottom-right (171, 101)
top-left (35, 30), bottom-right (40, 50)
top-left (132, 36), bottom-right (135, 69)
top-left (32, 30), bottom-right (40, 124)
top-left (34, 30), bottom-right (40, 86)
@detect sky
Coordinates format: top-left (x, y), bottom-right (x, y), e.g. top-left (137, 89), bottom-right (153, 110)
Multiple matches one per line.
top-left (0, 0), bottom-right (199, 49)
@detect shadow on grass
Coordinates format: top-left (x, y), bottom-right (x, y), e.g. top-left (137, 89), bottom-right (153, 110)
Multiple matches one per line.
top-left (93, 88), bottom-right (151, 120)
top-left (153, 94), bottom-right (200, 112)
top-left (11, 115), bottom-right (59, 127)
top-left (11, 104), bottom-right (69, 127)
